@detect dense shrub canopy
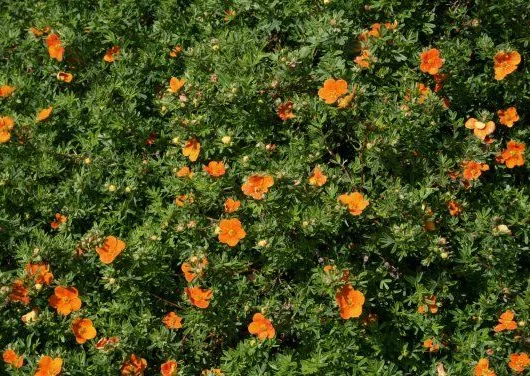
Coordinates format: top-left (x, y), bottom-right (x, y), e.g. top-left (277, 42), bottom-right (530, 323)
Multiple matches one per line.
top-left (1, 0), bottom-right (530, 375)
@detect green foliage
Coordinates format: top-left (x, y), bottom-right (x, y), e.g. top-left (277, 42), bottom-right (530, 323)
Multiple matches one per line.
top-left (1, 0), bottom-right (530, 375)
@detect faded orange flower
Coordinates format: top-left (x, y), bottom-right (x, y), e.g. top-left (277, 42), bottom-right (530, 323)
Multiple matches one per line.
top-left (218, 218), bottom-right (246, 247)
top-left (182, 138), bottom-right (200, 162)
top-left (474, 358), bottom-right (495, 376)
top-left (37, 107), bottom-right (53, 122)
top-left (420, 48), bottom-right (444, 75)
top-left (355, 49), bottom-right (372, 68)
top-left (2, 349), bottom-right (23, 369)
top-left (248, 313), bottom-right (275, 340)
top-left (498, 107), bottom-right (519, 127)
top-left (309, 167), bottom-right (327, 187)
top-left (161, 360), bottom-right (178, 376)
top-left (48, 286), bottom-right (82, 315)
top-left (508, 353), bottom-right (530, 373)
top-left (9, 280), bottom-right (29, 305)
top-left (203, 161), bottom-right (226, 177)
top-left (0, 116), bottom-right (15, 143)
top-left (465, 118), bottom-right (495, 140)
top-left (162, 311), bottom-right (183, 329)
top-left (241, 174), bottom-right (274, 200)
top-left (25, 263), bottom-right (53, 286)
top-left (181, 257), bottom-right (208, 282)
top-left (168, 77), bottom-right (186, 93)
top-left (494, 310), bottom-right (517, 332)
top-left (50, 213), bottom-right (67, 229)
top-left (46, 33), bottom-right (64, 61)
top-left (224, 198), bottom-right (241, 213)
top-left (175, 194), bottom-right (194, 207)
top-left (169, 45), bottom-right (182, 58)
top-left (338, 192), bottom-right (369, 216)
top-left (497, 140), bottom-right (525, 168)
top-left (417, 83), bottom-right (431, 104)
top-left (447, 201), bottom-right (462, 216)
top-left (462, 161), bottom-right (489, 181)
top-left (35, 356), bottom-right (62, 376)
top-left (494, 51), bottom-right (521, 80)
top-left (185, 286), bottom-right (213, 309)
top-left (21, 308), bottom-right (39, 324)
top-left (423, 338), bottom-right (440, 352)
top-left (318, 78), bottom-right (348, 104)
top-left (56, 72), bottom-right (73, 83)
top-left (278, 101), bottom-right (295, 121)
top-left (96, 236), bottom-right (126, 264)
top-left (103, 45), bottom-right (120, 62)
top-left (0, 85), bottom-right (15, 98)
top-left (335, 284), bottom-right (365, 319)
top-left (121, 354), bottom-right (147, 376)
top-left (72, 317), bottom-right (97, 344)
top-left (176, 166), bottom-right (193, 178)
top-left (95, 336), bottom-right (119, 351)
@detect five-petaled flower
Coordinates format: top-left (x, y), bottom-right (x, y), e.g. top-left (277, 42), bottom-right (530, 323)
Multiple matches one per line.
top-left (248, 313), bottom-right (275, 340)
top-left (465, 118), bottom-right (495, 140)
top-left (224, 198), bottom-right (241, 213)
top-left (420, 48), bottom-right (444, 75)
top-left (494, 51), bottom-right (521, 80)
top-left (72, 317), bottom-right (97, 344)
top-left (498, 107), bottom-right (519, 127)
top-left (423, 338), bottom-right (440, 352)
top-left (185, 286), bottom-right (213, 309)
top-left (508, 353), bottom-right (530, 373)
top-left (96, 236), bottom-right (126, 264)
top-left (474, 358), bottom-right (495, 376)
top-left (203, 161), bottom-right (226, 177)
top-left (0, 116), bottom-right (15, 143)
top-left (121, 354), bottom-right (147, 376)
top-left (218, 218), bottom-right (246, 247)
top-left (278, 101), bottom-right (295, 121)
top-left (493, 310), bottom-right (517, 332)
top-left (497, 141), bottom-right (525, 168)
top-left (161, 360), bottom-right (178, 376)
top-left (35, 356), bottom-right (62, 376)
top-left (2, 349), bottom-right (23, 369)
top-left (162, 312), bottom-right (183, 329)
top-left (182, 137), bottom-right (200, 162)
top-left (46, 33), bottom-right (64, 61)
top-left (318, 78), bottom-right (348, 104)
top-left (309, 167), bottom-right (327, 187)
top-left (168, 77), bottom-right (186, 93)
top-left (181, 257), bottom-right (208, 282)
top-left (241, 174), bottom-right (274, 200)
top-left (338, 192), bottom-right (369, 216)
top-left (49, 286), bottom-right (82, 315)
top-left (335, 284), bottom-right (365, 319)
top-left (462, 161), bottom-right (489, 181)
top-left (104, 45), bottom-right (120, 62)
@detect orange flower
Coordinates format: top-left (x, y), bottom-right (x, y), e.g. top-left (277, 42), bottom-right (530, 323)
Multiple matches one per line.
top-left (72, 318), bottom-right (97, 344)
top-left (0, 116), bottom-right (15, 143)
top-left (175, 194), bottom-right (194, 207)
top-left (464, 118), bottom-right (495, 140)
top-left (318, 78), bottom-right (348, 104)
top-left (161, 360), bottom-right (178, 376)
top-left (201, 369), bottom-right (224, 376)
top-left (181, 257), bottom-right (208, 282)
top-left (462, 161), bottom-right (489, 181)
top-left (498, 107), bottom-right (519, 127)
top-left (169, 45), bottom-right (182, 58)
top-left (176, 166), bottom-right (193, 178)
top-left (25, 263), bottom-right (53, 286)
top-left (96, 236), bottom-right (126, 264)
top-left (241, 174), bottom-right (274, 200)
top-left (433, 73), bottom-right (448, 93)
top-left (218, 218), bottom-right (246, 247)
top-left (50, 213), bottom-right (67, 229)
top-left (308, 167), bottom-right (327, 187)
top-left (185, 286), bottom-right (213, 309)
top-left (162, 312), bottom-right (183, 329)
top-left (35, 356), bottom-right (62, 376)
top-left (95, 336), bottom-right (119, 351)
top-left (103, 45), bottom-right (120, 62)
top-left (337, 91), bottom-right (355, 109)
top-left (56, 72), bottom-right (73, 83)
top-left (494, 51), bottom-right (521, 80)
top-left (497, 141), bottom-right (525, 168)
top-left (338, 192), bottom-right (369, 216)
top-left (335, 284), bottom-right (365, 319)
top-left (46, 33), bottom-right (64, 61)
top-left (248, 313), bottom-right (275, 340)
top-left (494, 310), bottom-right (517, 332)
top-left (0, 85), bottom-right (15, 98)
top-left (30, 26), bottom-right (51, 37)
top-left (474, 358), bottom-right (495, 376)
top-left (2, 349), bottom-right (23, 369)
top-left (447, 201), bottom-right (462, 216)
top-left (21, 308), bottom-right (39, 324)
top-left (203, 161), bottom-right (226, 177)
top-left (9, 280), bottom-right (29, 305)
top-left (182, 137), bottom-right (200, 162)
top-left (48, 286), bottom-right (82, 315)
top-left (224, 198), bottom-right (241, 213)
top-left (420, 48), bottom-right (444, 75)
top-left (423, 338), bottom-right (440, 352)
top-left (355, 49), bottom-right (372, 68)
top-left (278, 101), bottom-right (295, 121)
top-left (417, 83), bottom-right (431, 104)
top-left (168, 77), bottom-right (186, 93)
top-left (508, 353), bottom-right (530, 373)
top-left (121, 354), bottom-right (147, 376)
top-left (417, 295), bottom-right (438, 314)
top-left (37, 107), bottom-right (53, 122)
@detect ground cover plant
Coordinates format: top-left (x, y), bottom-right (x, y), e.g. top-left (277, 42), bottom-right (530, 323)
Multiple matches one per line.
top-left (1, 0), bottom-right (530, 375)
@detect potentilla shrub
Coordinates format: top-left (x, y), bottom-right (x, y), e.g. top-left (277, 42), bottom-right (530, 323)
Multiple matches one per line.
top-left (1, 0), bottom-right (529, 375)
